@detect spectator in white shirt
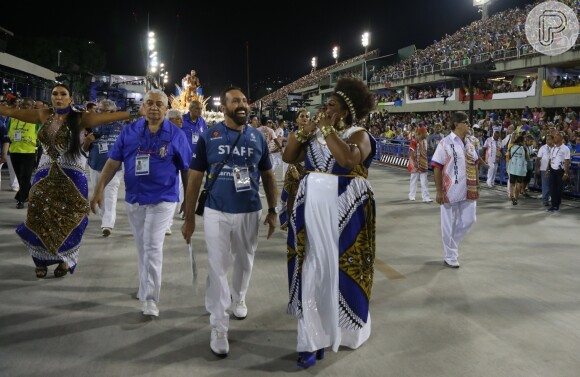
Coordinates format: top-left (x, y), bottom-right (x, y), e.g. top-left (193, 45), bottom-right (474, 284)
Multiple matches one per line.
top-left (547, 133), bottom-right (571, 212)
top-left (535, 135), bottom-right (554, 206)
top-left (483, 131), bottom-right (501, 188)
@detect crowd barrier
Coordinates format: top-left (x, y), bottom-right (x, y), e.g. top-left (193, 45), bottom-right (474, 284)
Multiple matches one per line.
top-left (374, 138), bottom-right (580, 198)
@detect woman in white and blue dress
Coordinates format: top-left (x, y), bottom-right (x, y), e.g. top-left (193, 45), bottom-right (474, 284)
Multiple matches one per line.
top-left (282, 77), bottom-right (377, 369)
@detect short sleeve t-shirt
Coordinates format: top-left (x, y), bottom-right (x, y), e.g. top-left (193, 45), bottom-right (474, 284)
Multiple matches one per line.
top-left (190, 122), bottom-right (272, 214)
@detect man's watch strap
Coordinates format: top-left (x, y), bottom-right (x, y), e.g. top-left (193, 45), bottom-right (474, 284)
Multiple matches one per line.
top-left (268, 207), bottom-right (277, 214)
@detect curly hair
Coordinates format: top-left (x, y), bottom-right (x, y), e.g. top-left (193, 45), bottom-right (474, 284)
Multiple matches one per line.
top-left (333, 77), bottom-right (376, 124)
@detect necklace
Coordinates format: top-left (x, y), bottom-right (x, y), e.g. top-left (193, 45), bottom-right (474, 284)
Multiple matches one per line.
top-left (55, 107), bottom-right (71, 115)
top-left (314, 125), bottom-right (353, 146)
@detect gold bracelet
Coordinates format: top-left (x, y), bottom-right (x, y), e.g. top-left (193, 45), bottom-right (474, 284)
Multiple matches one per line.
top-left (320, 125), bottom-right (336, 138)
top-left (295, 128), bottom-right (311, 143)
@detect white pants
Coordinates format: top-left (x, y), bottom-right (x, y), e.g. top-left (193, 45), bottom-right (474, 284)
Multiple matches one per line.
top-left (270, 152), bottom-right (282, 176)
top-left (126, 201), bottom-right (174, 303)
top-left (89, 168), bottom-right (122, 229)
top-left (409, 172), bottom-right (430, 200)
top-left (282, 162), bottom-right (289, 181)
top-left (2, 156), bottom-right (19, 189)
top-left (486, 161), bottom-right (497, 187)
top-left (203, 207), bottom-right (261, 332)
top-left (168, 174), bottom-right (184, 228)
top-left (440, 200), bottom-right (476, 262)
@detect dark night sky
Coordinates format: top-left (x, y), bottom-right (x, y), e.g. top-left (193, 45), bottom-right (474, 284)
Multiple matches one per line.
top-left (1, 0), bottom-right (535, 99)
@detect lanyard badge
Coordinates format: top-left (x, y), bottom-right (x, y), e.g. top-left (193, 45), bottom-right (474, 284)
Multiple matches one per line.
top-left (98, 142), bottom-right (109, 154)
top-left (233, 165), bottom-right (251, 192)
top-left (135, 154), bottom-right (150, 176)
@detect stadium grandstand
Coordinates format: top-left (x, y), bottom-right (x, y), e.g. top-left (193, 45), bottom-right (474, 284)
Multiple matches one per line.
top-left (252, 0), bottom-right (580, 198)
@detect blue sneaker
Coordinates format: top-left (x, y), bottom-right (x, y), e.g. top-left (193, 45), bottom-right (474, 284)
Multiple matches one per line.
top-left (547, 206), bottom-right (559, 212)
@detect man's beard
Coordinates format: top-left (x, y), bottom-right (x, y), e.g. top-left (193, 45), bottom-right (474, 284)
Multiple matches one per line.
top-left (225, 107), bottom-right (248, 126)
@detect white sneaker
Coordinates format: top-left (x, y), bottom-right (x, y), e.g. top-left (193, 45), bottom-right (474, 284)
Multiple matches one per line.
top-left (11, 186), bottom-right (19, 192)
top-left (232, 300), bottom-right (247, 319)
top-left (210, 328), bottom-right (229, 357)
top-left (165, 228), bottom-right (172, 235)
top-left (408, 196), bottom-right (416, 201)
top-left (444, 259), bottom-right (460, 268)
top-left (258, 192), bottom-right (265, 198)
top-left (102, 227), bottom-right (112, 237)
top-left (143, 300), bottom-right (159, 316)
top-left (422, 198), bottom-right (433, 203)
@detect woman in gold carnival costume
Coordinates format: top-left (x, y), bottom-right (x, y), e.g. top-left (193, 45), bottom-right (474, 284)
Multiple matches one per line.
top-left (0, 83), bottom-right (133, 278)
top-left (278, 108), bottom-right (309, 231)
top-left (282, 77), bottom-right (377, 368)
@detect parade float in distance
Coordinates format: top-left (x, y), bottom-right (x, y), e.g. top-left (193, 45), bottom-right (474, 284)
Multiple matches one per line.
top-left (170, 69), bottom-right (224, 125)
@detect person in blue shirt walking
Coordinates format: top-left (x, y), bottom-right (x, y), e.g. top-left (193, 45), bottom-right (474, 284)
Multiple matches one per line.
top-left (181, 87), bottom-right (278, 358)
top-left (90, 89), bottom-right (191, 317)
top-left (83, 99), bottom-right (124, 237)
top-left (181, 100), bottom-right (207, 157)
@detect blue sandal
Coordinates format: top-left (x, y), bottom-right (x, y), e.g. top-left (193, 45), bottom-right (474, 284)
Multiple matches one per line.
top-left (297, 349), bottom-right (325, 368)
top-left (297, 352), bottom-right (316, 368)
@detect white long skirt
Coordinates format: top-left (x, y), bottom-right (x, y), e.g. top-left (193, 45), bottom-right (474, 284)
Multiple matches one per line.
top-left (297, 173), bottom-right (371, 353)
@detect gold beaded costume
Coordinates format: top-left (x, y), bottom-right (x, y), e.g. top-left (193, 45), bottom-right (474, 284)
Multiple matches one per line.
top-left (16, 112), bottom-right (90, 272)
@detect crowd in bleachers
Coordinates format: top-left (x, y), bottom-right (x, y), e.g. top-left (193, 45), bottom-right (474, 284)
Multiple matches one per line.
top-left (255, 1), bottom-right (580, 106)
top-left (256, 50), bottom-right (379, 107)
top-left (375, 92), bottom-right (403, 103)
top-left (331, 68), bottom-right (364, 82)
top-left (357, 107), bottom-right (580, 153)
top-left (492, 76), bottom-right (535, 93)
top-left (551, 74), bottom-right (580, 88)
top-left (373, 1), bottom-right (580, 82)
top-left (408, 86), bottom-right (452, 101)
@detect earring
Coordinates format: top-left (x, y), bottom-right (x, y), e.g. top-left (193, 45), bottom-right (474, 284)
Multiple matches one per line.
top-left (337, 117), bottom-right (346, 130)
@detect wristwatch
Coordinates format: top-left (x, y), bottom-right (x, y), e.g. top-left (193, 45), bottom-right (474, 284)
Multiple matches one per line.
top-left (268, 207), bottom-right (277, 215)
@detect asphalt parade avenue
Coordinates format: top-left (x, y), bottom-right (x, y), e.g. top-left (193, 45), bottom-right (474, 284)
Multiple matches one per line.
top-left (0, 163), bottom-right (578, 377)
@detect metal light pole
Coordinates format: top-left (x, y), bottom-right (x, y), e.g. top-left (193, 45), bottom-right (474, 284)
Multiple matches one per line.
top-left (473, 0), bottom-right (493, 21)
top-left (158, 63), bottom-right (164, 89)
top-left (213, 97), bottom-right (221, 112)
top-left (147, 31), bottom-right (156, 90)
top-left (332, 46), bottom-right (339, 64)
top-left (57, 50), bottom-right (62, 67)
top-left (311, 57), bottom-right (317, 72)
top-left (362, 32), bottom-right (370, 54)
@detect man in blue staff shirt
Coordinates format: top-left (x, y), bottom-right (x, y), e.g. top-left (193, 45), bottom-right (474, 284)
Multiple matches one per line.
top-left (182, 100), bottom-right (207, 157)
top-left (181, 87), bottom-right (277, 358)
top-left (90, 89), bottom-right (191, 318)
top-left (83, 99), bottom-right (124, 237)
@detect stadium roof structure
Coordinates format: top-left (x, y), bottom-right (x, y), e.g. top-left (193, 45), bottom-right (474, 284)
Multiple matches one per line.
top-left (253, 49), bottom-right (379, 106)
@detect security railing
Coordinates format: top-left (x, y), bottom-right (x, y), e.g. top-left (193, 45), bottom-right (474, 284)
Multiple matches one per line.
top-left (372, 43), bottom-right (580, 85)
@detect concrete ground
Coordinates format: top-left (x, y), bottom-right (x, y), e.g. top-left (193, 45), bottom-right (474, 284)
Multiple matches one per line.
top-left (0, 163), bottom-right (579, 377)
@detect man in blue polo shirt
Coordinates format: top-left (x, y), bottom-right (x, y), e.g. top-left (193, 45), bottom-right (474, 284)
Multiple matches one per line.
top-left (90, 89), bottom-right (191, 317)
top-left (83, 99), bottom-right (124, 237)
top-left (181, 100), bottom-right (207, 157)
top-left (181, 87), bottom-right (278, 358)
